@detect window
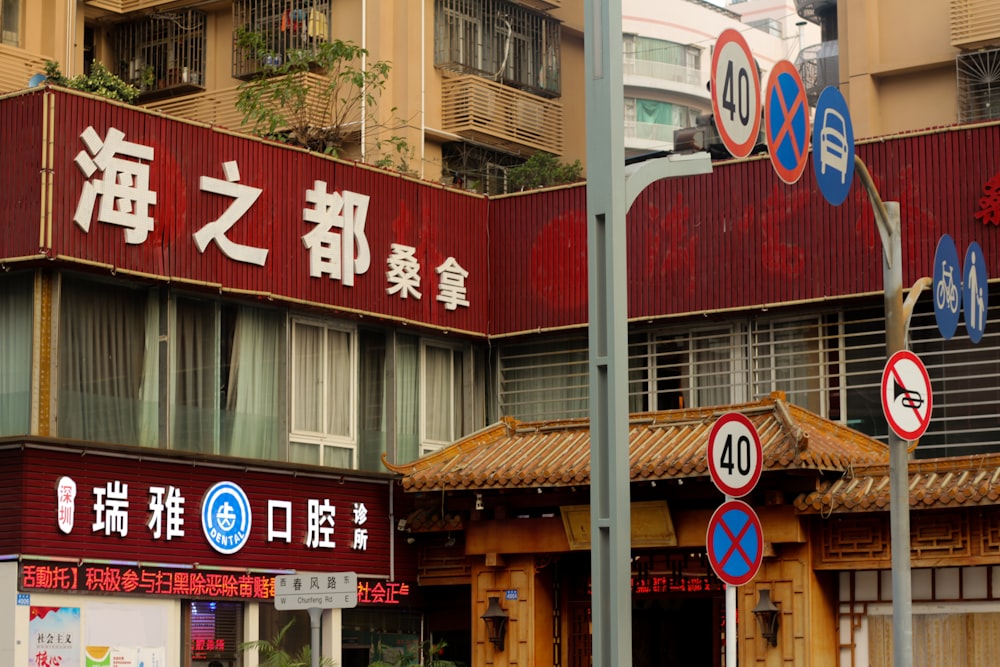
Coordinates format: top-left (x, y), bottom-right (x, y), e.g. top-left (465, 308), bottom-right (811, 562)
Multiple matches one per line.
top-left (625, 98), bottom-right (701, 143)
top-left (0, 271), bottom-right (32, 435)
top-left (753, 317), bottom-right (825, 415)
top-left (422, 341), bottom-right (467, 453)
top-left (1, 0), bottom-right (19, 47)
top-left (747, 18), bottom-right (783, 38)
top-left (58, 278), bottom-right (159, 446)
top-left (113, 10), bottom-right (207, 100)
top-left (184, 600), bottom-right (243, 666)
top-left (499, 337), bottom-right (589, 421)
top-left (629, 326), bottom-right (748, 411)
top-left (170, 297), bottom-right (285, 458)
top-left (957, 48), bottom-right (1000, 123)
top-left (290, 319), bottom-right (356, 467)
top-left (627, 36), bottom-right (701, 86)
top-left (434, 0), bottom-right (561, 96)
top-left (232, 0), bottom-right (333, 79)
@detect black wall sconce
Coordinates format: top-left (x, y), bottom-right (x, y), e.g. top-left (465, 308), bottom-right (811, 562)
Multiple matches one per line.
top-left (481, 596), bottom-right (509, 650)
top-left (752, 588), bottom-right (780, 647)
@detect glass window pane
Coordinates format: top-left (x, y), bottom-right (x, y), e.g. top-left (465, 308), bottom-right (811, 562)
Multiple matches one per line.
top-left (172, 298), bottom-right (218, 453)
top-left (327, 328), bottom-right (352, 437)
top-left (59, 279), bottom-right (151, 445)
top-left (0, 272), bottom-right (32, 435)
top-left (358, 330), bottom-right (386, 471)
top-left (424, 345), bottom-right (453, 443)
top-left (225, 306), bottom-right (284, 460)
top-left (293, 322), bottom-right (325, 433)
top-left (186, 600), bottom-right (242, 664)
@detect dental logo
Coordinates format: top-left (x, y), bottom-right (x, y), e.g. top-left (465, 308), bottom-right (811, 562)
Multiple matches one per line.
top-left (201, 481), bottom-right (252, 554)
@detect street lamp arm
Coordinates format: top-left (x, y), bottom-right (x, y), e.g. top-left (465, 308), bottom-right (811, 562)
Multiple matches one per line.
top-left (854, 154), bottom-right (895, 267)
top-left (625, 153), bottom-right (713, 211)
top-left (903, 277), bottom-right (932, 335)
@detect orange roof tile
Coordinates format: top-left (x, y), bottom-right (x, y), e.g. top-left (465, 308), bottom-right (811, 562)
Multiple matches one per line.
top-left (384, 394), bottom-right (889, 492)
top-left (795, 451), bottom-right (1000, 513)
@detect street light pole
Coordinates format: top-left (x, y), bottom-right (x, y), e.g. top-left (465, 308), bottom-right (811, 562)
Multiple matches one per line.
top-left (854, 155), bottom-right (914, 667)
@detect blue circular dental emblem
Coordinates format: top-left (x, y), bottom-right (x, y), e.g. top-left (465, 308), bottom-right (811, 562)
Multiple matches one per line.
top-left (201, 481), bottom-right (252, 554)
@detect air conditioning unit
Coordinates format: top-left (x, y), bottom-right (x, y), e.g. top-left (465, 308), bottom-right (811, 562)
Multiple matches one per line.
top-left (673, 113), bottom-right (766, 159)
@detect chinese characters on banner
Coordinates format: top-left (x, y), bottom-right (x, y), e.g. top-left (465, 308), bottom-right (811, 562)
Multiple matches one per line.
top-left (72, 126), bottom-right (471, 310)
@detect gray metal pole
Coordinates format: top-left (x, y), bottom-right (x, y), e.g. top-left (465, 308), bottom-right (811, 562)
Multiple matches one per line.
top-left (585, 2), bottom-right (632, 667)
top-left (309, 607), bottom-right (322, 667)
top-left (856, 154), bottom-right (912, 667)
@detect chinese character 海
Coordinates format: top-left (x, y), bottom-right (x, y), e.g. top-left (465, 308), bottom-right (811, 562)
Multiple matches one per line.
top-left (92, 480), bottom-right (129, 537)
top-left (73, 126), bottom-right (156, 244)
top-left (147, 485), bottom-right (185, 540)
top-left (194, 160), bottom-right (267, 265)
top-left (435, 256), bottom-right (470, 310)
top-left (386, 243), bottom-right (422, 299)
top-left (302, 182), bottom-right (371, 285)
top-left (305, 498), bottom-right (336, 549)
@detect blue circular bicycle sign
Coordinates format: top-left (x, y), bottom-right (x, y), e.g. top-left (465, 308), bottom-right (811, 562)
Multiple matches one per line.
top-left (202, 481), bottom-right (253, 554)
top-left (933, 234), bottom-right (962, 339)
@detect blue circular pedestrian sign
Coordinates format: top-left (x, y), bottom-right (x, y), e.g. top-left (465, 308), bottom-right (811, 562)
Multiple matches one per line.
top-left (963, 241), bottom-right (988, 343)
top-left (933, 234), bottom-right (962, 339)
top-left (812, 86), bottom-right (855, 206)
top-left (765, 60), bottom-right (810, 184)
top-left (706, 500), bottom-right (763, 586)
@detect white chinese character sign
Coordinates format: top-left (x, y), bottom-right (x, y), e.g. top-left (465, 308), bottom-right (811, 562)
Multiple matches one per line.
top-left (46, 97), bottom-right (487, 334)
top-left (36, 447), bottom-right (393, 574)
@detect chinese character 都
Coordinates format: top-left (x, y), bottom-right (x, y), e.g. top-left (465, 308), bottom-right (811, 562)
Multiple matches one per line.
top-left (303, 182), bottom-right (371, 285)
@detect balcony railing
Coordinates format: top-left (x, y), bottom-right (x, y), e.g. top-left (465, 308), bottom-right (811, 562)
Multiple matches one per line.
top-left (951, 0), bottom-right (1000, 49)
top-left (796, 41), bottom-right (839, 105)
top-left (144, 72), bottom-right (338, 135)
top-left (624, 59), bottom-right (702, 89)
top-left (440, 74), bottom-right (563, 157)
top-left (83, 0), bottom-right (178, 13)
top-left (625, 121), bottom-right (681, 145)
top-left (0, 44), bottom-right (49, 95)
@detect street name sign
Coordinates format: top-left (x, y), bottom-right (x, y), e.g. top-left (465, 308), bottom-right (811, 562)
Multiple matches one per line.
top-left (274, 571), bottom-right (358, 610)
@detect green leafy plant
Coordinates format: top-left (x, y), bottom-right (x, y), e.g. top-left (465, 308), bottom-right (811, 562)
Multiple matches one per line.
top-left (44, 60), bottom-right (140, 104)
top-left (240, 619), bottom-right (336, 667)
top-left (369, 639), bottom-right (455, 667)
top-left (235, 29), bottom-right (410, 168)
top-left (507, 152), bottom-right (583, 191)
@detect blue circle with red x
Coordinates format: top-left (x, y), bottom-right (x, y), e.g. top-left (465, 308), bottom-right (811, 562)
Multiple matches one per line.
top-left (707, 500), bottom-right (763, 586)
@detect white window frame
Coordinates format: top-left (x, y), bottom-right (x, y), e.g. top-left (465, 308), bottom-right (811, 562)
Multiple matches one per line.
top-left (289, 318), bottom-right (358, 468)
top-left (419, 338), bottom-right (471, 455)
top-left (752, 315), bottom-right (827, 416)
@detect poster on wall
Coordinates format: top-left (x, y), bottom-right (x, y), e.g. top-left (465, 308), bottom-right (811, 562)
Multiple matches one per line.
top-left (84, 646), bottom-right (166, 667)
top-left (30, 606), bottom-right (81, 667)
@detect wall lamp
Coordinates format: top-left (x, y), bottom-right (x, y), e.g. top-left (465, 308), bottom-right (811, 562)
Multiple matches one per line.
top-left (481, 596), bottom-right (509, 651)
top-left (752, 589), bottom-right (780, 647)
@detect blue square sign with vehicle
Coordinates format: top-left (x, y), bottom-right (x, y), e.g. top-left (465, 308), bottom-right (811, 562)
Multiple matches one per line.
top-left (812, 86), bottom-right (855, 206)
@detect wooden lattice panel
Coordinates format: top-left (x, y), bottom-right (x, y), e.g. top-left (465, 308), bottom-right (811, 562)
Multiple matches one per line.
top-left (981, 510), bottom-right (1000, 556)
top-left (912, 512), bottom-right (971, 559)
top-left (822, 516), bottom-right (888, 563)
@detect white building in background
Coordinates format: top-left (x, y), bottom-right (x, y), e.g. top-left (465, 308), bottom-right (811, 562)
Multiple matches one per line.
top-left (622, 0), bottom-right (820, 158)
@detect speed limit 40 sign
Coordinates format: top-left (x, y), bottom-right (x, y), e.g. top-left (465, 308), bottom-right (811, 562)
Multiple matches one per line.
top-left (707, 412), bottom-right (763, 497)
top-left (711, 29), bottom-right (761, 159)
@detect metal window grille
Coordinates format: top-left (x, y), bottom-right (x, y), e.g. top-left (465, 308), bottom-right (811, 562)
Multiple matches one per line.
top-left (434, 0), bottom-right (561, 97)
top-left (496, 293), bottom-right (1000, 457)
top-left (232, 0), bottom-right (333, 79)
top-left (957, 48), bottom-right (1000, 123)
top-left (113, 10), bottom-right (206, 100)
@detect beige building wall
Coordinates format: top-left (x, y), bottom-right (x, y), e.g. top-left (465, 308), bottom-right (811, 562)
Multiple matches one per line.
top-left (839, 0), bottom-right (960, 138)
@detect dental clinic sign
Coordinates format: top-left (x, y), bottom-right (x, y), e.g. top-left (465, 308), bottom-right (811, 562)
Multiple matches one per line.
top-left (57, 475), bottom-right (372, 556)
top-left (26, 446), bottom-right (395, 574)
